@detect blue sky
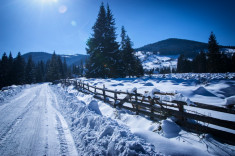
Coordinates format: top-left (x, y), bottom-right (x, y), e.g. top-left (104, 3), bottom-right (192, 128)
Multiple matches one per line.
top-left (0, 0), bottom-right (235, 57)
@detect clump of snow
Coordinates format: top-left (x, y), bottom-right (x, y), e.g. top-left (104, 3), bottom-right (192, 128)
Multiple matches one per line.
top-left (88, 100), bottom-right (102, 115)
top-left (161, 119), bottom-right (181, 138)
top-left (225, 96), bottom-right (235, 108)
top-left (144, 88), bottom-right (161, 98)
top-left (130, 87), bottom-right (137, 94)
top-left (173, 93), bottom-right (194, 106)
top-left (143, 82), bottom-right (154, 86)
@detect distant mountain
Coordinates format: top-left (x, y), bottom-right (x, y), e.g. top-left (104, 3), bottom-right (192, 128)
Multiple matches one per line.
top-left (135, 38), bottom-right (235, 58)
top-left (22, 52), bottom-right (88, 66)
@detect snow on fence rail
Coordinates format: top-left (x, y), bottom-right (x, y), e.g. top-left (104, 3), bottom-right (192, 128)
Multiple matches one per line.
top-left (58, 79), bottom-right (235, 145)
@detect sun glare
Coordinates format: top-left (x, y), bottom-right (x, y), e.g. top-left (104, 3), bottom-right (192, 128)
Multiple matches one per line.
top-left (41, 0), bottom-right (58, 3)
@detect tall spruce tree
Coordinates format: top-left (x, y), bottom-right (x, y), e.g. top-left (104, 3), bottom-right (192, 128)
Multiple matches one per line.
top-left (86, 3), bottom-right (107, 78)
top-left (13, 52), bottom-right (25, 85)
top-left (207, 32), bottom-right (221, 73)
top-left (120, 26), bottom-right (143, 77)
top-left (104, 4), bottom-right (121, 77)
top-left (86, 3), bottom-right (120, 78)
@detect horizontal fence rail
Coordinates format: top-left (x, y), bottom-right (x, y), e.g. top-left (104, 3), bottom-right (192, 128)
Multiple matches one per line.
top-left (58, 79), bottom-right (235, 145)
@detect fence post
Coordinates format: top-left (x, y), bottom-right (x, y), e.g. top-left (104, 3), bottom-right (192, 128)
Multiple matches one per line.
top-left (74, 80), bottom-right (77, 89)
top-left (178, 103), bottom-right (185, 121)
top-left (149, 97), bottom-right (154, 120)
top-left (114, 90), bottom-right (117, 108)
top-left (135, 89), bottom-right (139, 115)
top-left (83, 81), bottom-right (85, 90)
top-left (79, 80), bottom-right (82, 90)
top-left (94, 86), bottom-right (97, 94)
top-left (103, 85), bottom-right (106, 102)
top-left (87, 83), bottom-right (89, 91)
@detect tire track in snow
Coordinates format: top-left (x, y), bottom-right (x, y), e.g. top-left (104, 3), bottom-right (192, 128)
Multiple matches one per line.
top-left (0, 85), bottom-right (47, 156)
top-left (47, 85), bottom-right (79, 156)
top-left (0, 90), bottom-right (40, 146)
top-left (56, 115), bottom-right (69, 155)
top-left (0, 84), bottom-right (78, 156)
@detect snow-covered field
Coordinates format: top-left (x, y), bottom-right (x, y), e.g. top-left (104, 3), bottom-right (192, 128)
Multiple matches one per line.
top-left (0, 73), bottom-right (234, 155)
top-left (78, 73), bottom-right (235, 106)
top-left (67, 73), bottom-right (234, 155)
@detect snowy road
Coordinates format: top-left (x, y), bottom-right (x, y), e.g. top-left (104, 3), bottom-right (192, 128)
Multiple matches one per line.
top-left (0, 84), bottom-right (78, 156)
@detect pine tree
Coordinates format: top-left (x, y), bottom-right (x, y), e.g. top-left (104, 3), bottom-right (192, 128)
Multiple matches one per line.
top-left (220, 52), bottom-right (230, 73)
top-left (13, 52), bottom-right (25, 85)
top-left (86, 3), bottom-right (107, 78)
top-left (232, 53), bottom-right (235, 72)
top-left (177, 54), bottom-right (185, 73)
top-left (7, 52), bottom-right (14, 85)
top-left (207, 32), bottom-right (221, 73)
top-left (86, 3), bottom-right (121, 78)
top-left (120, 26), bottom-right (143, 77)
top-left (80, 59), bottom-right (84, 77)
top-left (193, 51), bottom-right (207, 73)
top-left (35, 61), bottom-right (45, 83)
top-left (63, 58), bottom-right (68, 78)
top-left (57, 55), bottom-right (63, 79)
top-left (46, 52), bottom-right (59, 81)
top-left (0, 53), bottom-right (9, 88)
top-left (25, 55), bottom-right (35, 84)
top-left (104, 4), bottom-right (120, 77)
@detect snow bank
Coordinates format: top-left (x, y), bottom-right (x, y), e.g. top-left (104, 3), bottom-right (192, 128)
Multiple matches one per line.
top-left (53, 85), bottom-right (159, 155)
top-left (0, 85), bottom-right (27, 103)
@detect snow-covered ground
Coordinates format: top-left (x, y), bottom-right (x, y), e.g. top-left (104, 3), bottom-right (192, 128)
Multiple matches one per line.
top-left (135, 51), bottom-right (178, 70)
top-left (78, 73), bottom-right (235, 106)
top-left (0, 84), bottom-right (78, 156)
top-left (0, 74), bottom-right (234, 155)
top-left (63, 77), bottom-right (235, 155)
top-left (65, 73), bottom-right (234, 155)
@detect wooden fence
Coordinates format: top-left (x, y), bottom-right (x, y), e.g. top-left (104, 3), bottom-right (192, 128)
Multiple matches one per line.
top-left (59, 79), bottom-right (235, 145)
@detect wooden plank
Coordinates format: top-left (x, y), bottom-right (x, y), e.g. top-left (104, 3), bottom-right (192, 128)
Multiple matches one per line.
top-left (121, 105), bottom-right (166, 120)
top-left (153, 106), bottom-right (235, 130)
top-left (171, 100), bottom-right (235, 114)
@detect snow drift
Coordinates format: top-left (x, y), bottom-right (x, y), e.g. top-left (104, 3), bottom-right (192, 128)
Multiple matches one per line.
top-left (52, 85), bottom-right (159, 155)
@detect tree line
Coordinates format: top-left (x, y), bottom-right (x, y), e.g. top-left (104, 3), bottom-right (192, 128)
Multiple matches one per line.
top-left (85, 3), bottom-right (144, 78)
top-left (0, 52), bottom-right (85, 89)
top-left (177, 32), bottom-right (235, 73)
